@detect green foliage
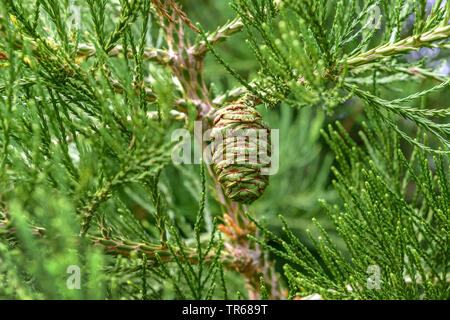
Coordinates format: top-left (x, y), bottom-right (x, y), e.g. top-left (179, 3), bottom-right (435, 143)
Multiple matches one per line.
top-left (0, 0), bottom-right (448, 300)
top-left (211, 96), bottom-right (271, 204)
top-left (213, 0), bottom-right (450, 153)
top-left (0, 191), bottom-right (105, 299)
top-left (247, 113), bottom-right (449, 299)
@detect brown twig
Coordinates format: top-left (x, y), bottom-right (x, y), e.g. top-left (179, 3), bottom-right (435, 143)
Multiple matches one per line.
top-left (0, 50), bottom-right (7, 60)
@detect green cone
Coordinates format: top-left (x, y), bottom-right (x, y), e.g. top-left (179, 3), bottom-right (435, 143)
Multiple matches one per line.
top-left (210, 96), bottom-right (271, 204)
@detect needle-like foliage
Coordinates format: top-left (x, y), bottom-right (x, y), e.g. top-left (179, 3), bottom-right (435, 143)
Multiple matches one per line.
top-left (0, 0), bottom-right (448, 300)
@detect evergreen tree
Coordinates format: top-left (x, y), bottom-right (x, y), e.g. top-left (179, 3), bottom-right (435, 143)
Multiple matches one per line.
top-left (0, 0), bottom-right (448, 300)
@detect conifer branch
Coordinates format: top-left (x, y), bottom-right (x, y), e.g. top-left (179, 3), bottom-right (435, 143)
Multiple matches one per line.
top-left (1, 0), bottom-right (448, 301)
top-left (195, 18), bottom-right (244, 56)
top-left (343, 24), bottom-right (450, 68)
top-left (153, 5), bottom-right (284, 298)
top-left (76, 44), bottom-right (170, 65)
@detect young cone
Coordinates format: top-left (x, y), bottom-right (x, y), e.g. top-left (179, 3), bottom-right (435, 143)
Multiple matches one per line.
top-left (210, 95), bottom-right (271, 203)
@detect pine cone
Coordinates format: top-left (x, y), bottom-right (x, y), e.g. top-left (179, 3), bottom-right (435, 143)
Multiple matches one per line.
top-left (210, 96), bottom-right (271, 204)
